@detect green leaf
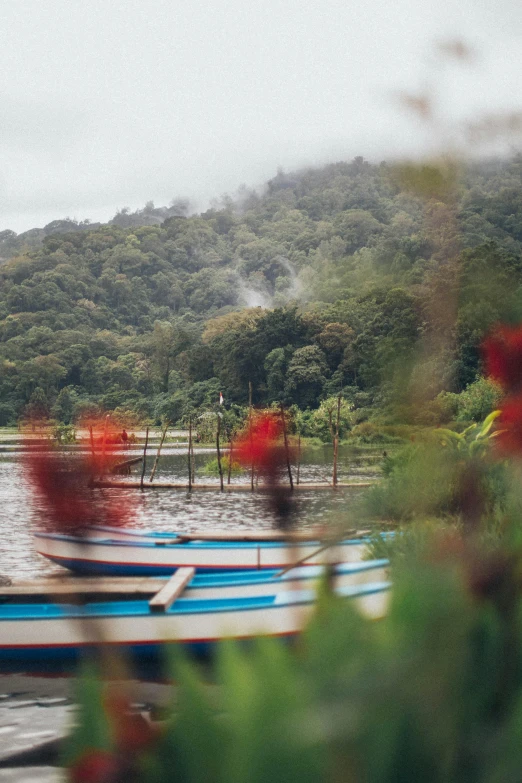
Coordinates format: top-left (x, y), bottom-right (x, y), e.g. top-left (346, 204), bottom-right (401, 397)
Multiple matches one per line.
top-left (61, 661), bottom-right (112, 766)
top-left (476, 409), bottom-right (502, 439)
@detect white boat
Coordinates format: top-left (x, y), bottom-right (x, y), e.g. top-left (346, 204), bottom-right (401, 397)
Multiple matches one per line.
top-left (0, 580), bottom-right (391, 664)
top-left (34, 529), bottom-right (377, 575)
top-left (2, 559), bottom-right (389, 602)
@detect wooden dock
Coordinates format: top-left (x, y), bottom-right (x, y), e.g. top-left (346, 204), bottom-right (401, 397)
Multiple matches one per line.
top-left (0, 576), bottom-right (166, 598)
top-left (92, 480), bottom-right (377, 491)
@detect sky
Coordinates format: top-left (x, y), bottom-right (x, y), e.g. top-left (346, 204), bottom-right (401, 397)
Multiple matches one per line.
top-left (0, 0), bottom-right (521, 233)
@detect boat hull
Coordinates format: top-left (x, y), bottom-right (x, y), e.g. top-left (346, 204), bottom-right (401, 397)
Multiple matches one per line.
top-left (0, 583), bottom-right (390, 665)
top-left (177, 561), bottom-right (389, 599)
top-left (35, 533), bottom-right (370, 575)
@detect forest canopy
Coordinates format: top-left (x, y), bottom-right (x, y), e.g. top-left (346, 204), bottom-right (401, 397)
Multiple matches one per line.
top-left (1, 155), bottom-right (522, 429)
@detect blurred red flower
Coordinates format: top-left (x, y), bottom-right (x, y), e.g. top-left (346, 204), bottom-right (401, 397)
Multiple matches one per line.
top-left (493, 394), bottom-right (522, 455)
top-left (70, 749), bottom-right (119, 783)
top-left (235, 412), bottom-right (285, 474)
top-left (104, 689), bottom-right (159, 754)
top-left (23, 420), bottom-right (136, 533)
top-left (483, 325), bottom-right (522, 391)
top-left (235, 411), bottom-right (296, 522)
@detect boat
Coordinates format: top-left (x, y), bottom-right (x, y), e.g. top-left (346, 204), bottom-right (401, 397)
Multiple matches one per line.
top-left (84, 525), bottom-right (363, 542)
top-left (0, 559), bottom-right (389, 602)
top-left (0, 580), bottom-right (391, 664)
top-left (85, 525), bottom-right (394, 544)
top-left (34, 530), bottom-right (379, 575)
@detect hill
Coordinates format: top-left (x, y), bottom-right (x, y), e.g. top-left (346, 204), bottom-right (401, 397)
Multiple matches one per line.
top-left (1, 155), bottom-right (522, 428)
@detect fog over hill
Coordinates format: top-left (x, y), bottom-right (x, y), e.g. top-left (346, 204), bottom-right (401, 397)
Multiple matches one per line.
top-left (0, 155), bottom-right (521, 428)
top-left (1, 1), bottom-right (521, 234)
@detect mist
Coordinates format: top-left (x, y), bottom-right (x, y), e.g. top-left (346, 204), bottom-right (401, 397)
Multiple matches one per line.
top-left (0, 0), bottom-right (521, 233)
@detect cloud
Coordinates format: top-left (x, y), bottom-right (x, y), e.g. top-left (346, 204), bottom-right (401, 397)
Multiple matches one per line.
top-left (0, 0), bottom-right (521, 233)
top-left (0, 96), bottom-right (86, 156)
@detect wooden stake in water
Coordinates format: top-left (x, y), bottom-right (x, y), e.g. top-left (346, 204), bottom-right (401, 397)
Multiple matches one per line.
top-left (249, 381), bottom-right (254, 492)
top-left (187, 417), bottom-right (193, 491)
top-left (280, 403), bottom-right (293, 491)
top-left (140, 427), bottom-right (149, 490)
top-left (227, 436), bottom-right (233, 485)
top-left (216, 413), bottom-right (224, 492)
top-left (190, 422), bottom-right (193, 486)
top-left (332, 393), bottom-right (341, 488)
top-left (296, 433), bottom-right (301, 485)
top-left (101, 414), bottom-right (109, 477)
top-left (149, 421), bottom-right (169, 483)
top-left (88, 425), bottom-right (96, 484)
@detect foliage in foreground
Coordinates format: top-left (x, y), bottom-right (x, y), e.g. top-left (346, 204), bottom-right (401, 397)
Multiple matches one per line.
top-left (68, 528), bottom-right (522, 783)
top-left (361, 412), bottom-right (513, 523)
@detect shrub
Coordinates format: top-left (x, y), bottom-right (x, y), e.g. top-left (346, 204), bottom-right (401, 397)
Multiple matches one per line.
top-left (69, 532), bottom-right (522, 783)
top-left (438, 376), bottom-right (503, 423)
top-left (203, 455), bottom-right (244, 477)
top-left (0, 402), bottom-right (16, 426)
top-left (348, 421), bottom-right (404, 444)
top-left (299, 397), bottom-right (353, 442)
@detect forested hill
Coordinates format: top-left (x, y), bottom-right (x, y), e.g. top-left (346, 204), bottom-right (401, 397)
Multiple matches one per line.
top-left (1, 156), bottom-right (522, 428)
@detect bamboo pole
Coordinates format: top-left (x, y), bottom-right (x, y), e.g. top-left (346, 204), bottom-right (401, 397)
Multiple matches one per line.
top-left (275, 528), bottom-right (359, 576)
top-left (332, 393), bottom-right (341, 488)
top-left (190, 425), bottom-right (196, 484)
top-left (249, 381), bottom-right (254, 492)
top-left (188, 417), bottom-right (193, 491)
top-left (280, 403), bottom-right (293, 491)
top-left (101, 414), bottom-right (109, 477)
top-left (227, 436), bottom-right (233, 485)
top-left (91, 479), bottom-right (375, 490)
top-left (296, 433), bottom-right (301, 485)
top-left (149, 421), bottom-right (169, 482)
top-left (140, 427), bottom-right (149, 490)
top-left (89, 425), bottom-right (95, 459)
top-left (88, 425), bottom-right (96, 485)
top-left (216, 413), bottom-right (224, 492)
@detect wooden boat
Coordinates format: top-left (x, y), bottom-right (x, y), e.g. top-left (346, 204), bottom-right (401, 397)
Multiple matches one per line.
top-left (34, 530), bottom-right (378, 575)
top-left (85, 525), bottom-right (360, 543)
top-left (0, 559), bottom-right (389, 602)
top-left (0, 579), bottom-right (391, 664)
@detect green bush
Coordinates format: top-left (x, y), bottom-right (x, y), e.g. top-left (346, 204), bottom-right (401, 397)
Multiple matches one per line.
top-left (363, 414), bottom-right (508, 523)
top-left (348, 421), bottom-right (405, 444)
top-left (203, 455), bottom-right (244, 477)
top-left (53, 423), bottom-right (77, 444)
top-left (437, 377), bottom-right (503, 423)
top-left (0, 402), bottom-right (16, 426)
top-left (299, 397), bottom-right (353, 442)
top-left (69, 533), bottom-right (522, 783)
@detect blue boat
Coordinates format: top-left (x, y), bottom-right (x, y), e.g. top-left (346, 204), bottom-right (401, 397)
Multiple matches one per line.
top-left (0, 580), bottom-right (391, 665)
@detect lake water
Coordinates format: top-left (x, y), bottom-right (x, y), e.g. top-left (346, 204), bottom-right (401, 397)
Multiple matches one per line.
top-left (0, 437), bottom-right (383, 582)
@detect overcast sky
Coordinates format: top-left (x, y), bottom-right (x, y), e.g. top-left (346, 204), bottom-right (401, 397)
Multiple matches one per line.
top-left (0, 0), bottom-right (521, 233)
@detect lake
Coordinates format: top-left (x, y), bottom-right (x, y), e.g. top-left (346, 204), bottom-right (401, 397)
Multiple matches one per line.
top-left (0, 435), bottom-right (383, 582)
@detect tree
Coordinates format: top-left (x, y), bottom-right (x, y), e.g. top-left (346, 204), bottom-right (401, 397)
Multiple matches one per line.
top-left (0, 402), bottom-right (15, 426)
top-left (264, 346), bottom-right (293, 403)
top-left (315, 322), bottom-right (355, 371)
top-left (151, 321), bottom-right (176, 393)
top-left (24, 387), bottom-right (50, 421)
top-left (305, 396), bottom-right (354, 442)
top-left (285, 346), bottom-right (328, 409)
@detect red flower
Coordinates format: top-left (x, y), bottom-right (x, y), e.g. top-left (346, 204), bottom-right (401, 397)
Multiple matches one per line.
top-left (104, 689), bottom-right (159, 754)
top-left (235, 411), bottom-right (296, 522)
top-left (24, 424), bottom-right (136, 533)
top-left (493, 394), bottom-right (522, 455)
top-left (235, 413), bottom-right (285, 474)
top-left (70, 749), bottom-right (119, 783)
top-left (483, 325), bottom-right (522, 391)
